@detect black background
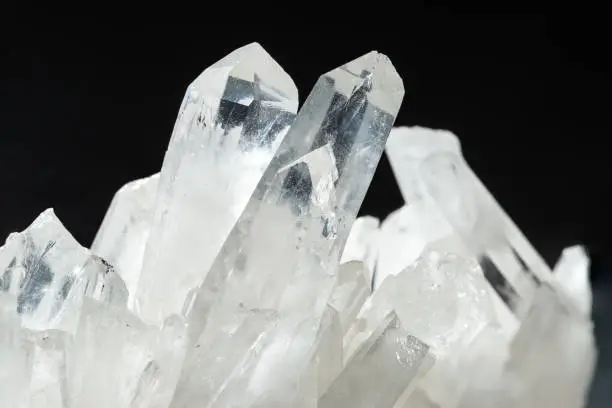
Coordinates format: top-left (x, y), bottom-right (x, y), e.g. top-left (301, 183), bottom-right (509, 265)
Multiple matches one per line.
top-left (2, 17), bottom-right (611, 406)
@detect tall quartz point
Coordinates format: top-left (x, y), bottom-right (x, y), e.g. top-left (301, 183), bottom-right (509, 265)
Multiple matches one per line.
top-left (376, 127), bottom-right (463, 288)
top-left (92, 173), bottom-right (159, 308)
top-left (176, 51), bottom-right (405, 406)
top-left (0, 209), bottom-right (127, 332)
top-left (135, 43), bottom-right (299, 324)
top-left (385, 126), bottom-right (551, 315)
top-left (183, 50), bottom-right (404, 337)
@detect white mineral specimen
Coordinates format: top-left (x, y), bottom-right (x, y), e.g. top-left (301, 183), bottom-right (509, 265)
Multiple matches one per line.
top-left (0, 43), bottom-right (596, 408)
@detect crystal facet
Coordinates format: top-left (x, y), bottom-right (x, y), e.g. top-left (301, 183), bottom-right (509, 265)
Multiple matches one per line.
top-left (135, 43), bottom-right (299, 325)
top-left (92, 173), bottom-right (159, 308)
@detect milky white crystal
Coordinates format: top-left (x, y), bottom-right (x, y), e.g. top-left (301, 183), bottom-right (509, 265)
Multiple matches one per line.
top-left (0, 43), bottom-right (596, 408)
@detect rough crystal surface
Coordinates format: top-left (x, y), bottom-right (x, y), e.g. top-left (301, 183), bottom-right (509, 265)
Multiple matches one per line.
top-left (0, 44), bottom-right (596, 408)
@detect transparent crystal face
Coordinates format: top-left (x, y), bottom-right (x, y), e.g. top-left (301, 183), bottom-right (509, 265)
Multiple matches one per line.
top-left (0, 210), bottom-right (127, 331)
top-left (0, 45), bottom-right (596, 408)
top-left (134, 43), bottom-right (299, 325)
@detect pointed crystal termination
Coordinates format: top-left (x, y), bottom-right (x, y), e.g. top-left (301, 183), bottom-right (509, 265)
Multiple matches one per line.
top-left (378, 127), bottom-right (465, 290)
top-left (0, 209), bottom-right (128, 332)
top-left (553, 245), bottom-right (592, 316)
top-left (134, 43), bottom-right (299, 324)
top-left (420, 151), bottom-right (550, 313)
top-left (319, 311), bottom-right (431, 408)
top-left (345, 250), bottom-right (497, 365)
top-left (183, 143), bottom-right (339, 345)
top-left (92, 173), bottom-right (159, 309)
top-left (182, 52), bottom-right (404, 341)
top-left (385, 126), bottom-right (461, 204)
top-left (268, 51), bottom-right (405, 249)
top-left (385, 126), bottom-right (551, 315)
top-left (341, 216), bottom-right (380, 286)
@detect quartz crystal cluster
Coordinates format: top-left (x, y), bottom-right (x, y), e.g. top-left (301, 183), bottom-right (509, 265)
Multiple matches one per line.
top-left (0, 43), bottom-right (596, 407)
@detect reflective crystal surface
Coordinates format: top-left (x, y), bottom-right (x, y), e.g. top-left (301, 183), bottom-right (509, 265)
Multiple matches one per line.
top-left (0, 43), bottom-right (596, 408)
top-left (135, 43), bottom-right (299, 324)
top-left (92, 173), bottom-right (159, 308)
top-left (0, 209), bottom-right (127, 332)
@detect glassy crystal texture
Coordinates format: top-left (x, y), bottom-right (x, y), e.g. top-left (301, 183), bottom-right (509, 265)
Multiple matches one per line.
top-left (92, 173), bottom-right (159, 308)
top-left (135, 43), bottom-right (299, 324)
top-left (385, 126), bottom-right (551, 315)
top-left (0, 209), bottom-right (127, 331)
top-left (172, 51), bottom-right (406, 407)
top-left (0, 43), bottom-right (597, 408)
top-left (341, 216), bottom-right (379, 285)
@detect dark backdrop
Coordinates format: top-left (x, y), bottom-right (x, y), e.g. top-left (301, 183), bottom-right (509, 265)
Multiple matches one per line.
top-left (1, 17), bottom-right (610, 406)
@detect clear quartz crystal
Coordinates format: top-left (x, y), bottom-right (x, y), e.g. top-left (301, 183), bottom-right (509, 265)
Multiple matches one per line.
top-left (0, 295), bottom-right (34, 407)
top-left (0, 209), bottom-right (127, 332)
top-left (341, 216), bottom-right (379, 286)
top-left (320, 311), bottom-right (431, 408)
top-left (385, 126), bottom-right (552, 315)
top-left (420, 151), bottom-right (551, 314)
top-left (67, 299), bottom-right (187, 408)
top-left (28, 330), bottom-right (68, 408)
top-left (135, 43), bottom-right (299, 325)
top-left (182, 50), bottom-right (404, 341)
top-left (92, 173), bottom-right (159, 309)
top-left (553, 245), bottom-right (592, 316)
top-left (173, 50), bottom-right (404, 407)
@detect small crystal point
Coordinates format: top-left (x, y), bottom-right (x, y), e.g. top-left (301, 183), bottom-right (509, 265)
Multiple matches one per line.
top-left (184, 144), bottom-right (339, 341)
top-left (341, 216), bottom-right (379, 285)
top-left (385, 126), bottom-right (461, 203)
top-left (135, 43), bottom-right (299, 324)
top-left (92, 173), bottom-right (159, 309)
top-left (375, 203), bottom-right (456, 289)
top-left (252, 51), bottom-right (404, 249)
top-left (553, 245), bottom-right (592, 316)
top-left (0, 209), bottom-right (126, 331)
